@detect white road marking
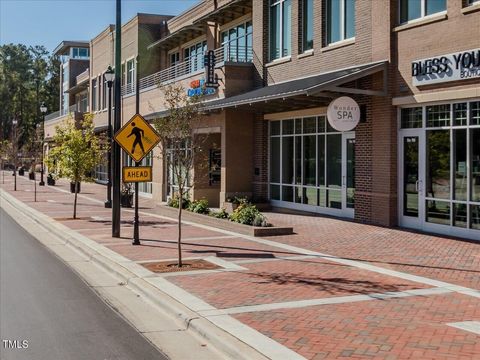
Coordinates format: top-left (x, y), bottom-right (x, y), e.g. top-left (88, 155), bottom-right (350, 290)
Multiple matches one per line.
top-left (447, 321), bottom-right (480, 335)
top-left (199, 287), bottom-right (453, 316)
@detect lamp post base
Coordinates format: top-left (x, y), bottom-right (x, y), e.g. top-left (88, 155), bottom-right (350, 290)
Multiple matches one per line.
top-left (39, 181), bottom-right (45, 186)
top-left (104, 200), bottom-right (112, 208)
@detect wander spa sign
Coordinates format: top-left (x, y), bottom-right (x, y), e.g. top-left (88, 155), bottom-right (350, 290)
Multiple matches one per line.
top-left (412, 48), bottom-right (480, 86)
top-left (327, 96), bottom-right (360, 132)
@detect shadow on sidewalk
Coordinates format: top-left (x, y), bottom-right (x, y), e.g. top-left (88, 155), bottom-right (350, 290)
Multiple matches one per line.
top-left (248, 272), bottom-right (415, 295)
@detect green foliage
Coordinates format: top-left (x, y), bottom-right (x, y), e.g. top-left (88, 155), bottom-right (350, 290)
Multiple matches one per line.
top-left (229, 201), bottom-right (268, 226)
top-left (0, 44), bottom-right (59, 145)
top-left (46, 114), bottom-right (103, 185)
top-left (167, 193), bottom-right (191, 209)
top-left (188, 199), bottom-right (210, 214)
top-left (211, 208), bottom-right (229, 219)
top-left (226, 196), bottom-right (249, 205)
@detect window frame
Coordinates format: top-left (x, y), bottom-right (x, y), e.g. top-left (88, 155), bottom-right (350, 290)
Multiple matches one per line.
top-left (326, 0), bottom-right (355, 45)
top-left (399, 0), bottom-right (447, 25)
top-left (300, 0), bottom-right (314, 53)
top-left (269, 0), bottom-right (292, 61)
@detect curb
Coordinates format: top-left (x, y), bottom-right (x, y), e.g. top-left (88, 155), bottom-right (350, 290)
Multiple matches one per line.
top-left (0, 189), bottom-right (268, 360)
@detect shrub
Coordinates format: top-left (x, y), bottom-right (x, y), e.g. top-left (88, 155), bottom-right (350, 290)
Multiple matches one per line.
top-left (211, 208), bottom-right (229, 219)
top-left (168, 193), bottom-right (191, 209)
top-left (229, 202), bottom-right (268, 226)
top-left (188, 199), bottom-right (210, 214)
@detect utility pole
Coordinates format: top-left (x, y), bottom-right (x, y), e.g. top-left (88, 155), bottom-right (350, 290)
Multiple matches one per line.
top-left (112, 0), bottom-right (122, 237)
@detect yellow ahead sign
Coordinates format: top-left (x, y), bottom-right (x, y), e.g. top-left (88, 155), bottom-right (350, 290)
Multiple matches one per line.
top-left (114, 114), bottom-right (160, 163)
top-left (122, 166), bottom-right (152, 183)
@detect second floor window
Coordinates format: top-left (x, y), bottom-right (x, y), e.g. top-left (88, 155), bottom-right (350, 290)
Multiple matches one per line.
top-left (170, 52), bottom-right (180, 67)
top-left (270, 0), bottom-right (292, 60)
top-left (301, 0), bottom-right (314, 52)
top-left (400, 0), bottom-right (446, 24)
top-left (127, 59), bottom-right (135, 86)
top-left (92, 79), bottom-right (97, 111)
top-left (184, 41), bottom-right (207, 73)
top-left (327, 0), bottom-right (355, 45)
top-left (221, 21), bottom-right (253, 62)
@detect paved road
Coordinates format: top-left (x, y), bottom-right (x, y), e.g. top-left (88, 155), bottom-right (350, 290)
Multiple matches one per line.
top-left (0, 208), bottom-right (168, 360)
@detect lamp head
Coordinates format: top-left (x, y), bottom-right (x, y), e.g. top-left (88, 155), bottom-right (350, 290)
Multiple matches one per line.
top-left (105, 65), bottom-right (115, 84)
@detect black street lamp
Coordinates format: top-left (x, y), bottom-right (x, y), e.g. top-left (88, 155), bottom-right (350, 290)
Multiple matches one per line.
top-left (104, 66), bottom-right (115, 208)
top-left (39, 102), bottom-right (47, 186)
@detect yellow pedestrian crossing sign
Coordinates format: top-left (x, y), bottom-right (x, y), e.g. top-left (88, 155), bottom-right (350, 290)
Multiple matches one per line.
top-left (114, 114), bottom-right (160, 163)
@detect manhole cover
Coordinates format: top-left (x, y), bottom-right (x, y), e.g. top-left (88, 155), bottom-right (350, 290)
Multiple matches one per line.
top-left (141, 259), bottom-right (221, 273)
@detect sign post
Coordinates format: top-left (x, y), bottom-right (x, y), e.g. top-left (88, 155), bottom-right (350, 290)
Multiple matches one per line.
top-left (114, 113), bottom-right (160, 245)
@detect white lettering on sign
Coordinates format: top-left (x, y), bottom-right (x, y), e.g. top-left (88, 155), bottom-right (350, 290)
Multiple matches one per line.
top-left (327, 97), bottom-right (360, 132)
top-left (412, 48), bottom-right (480, 86)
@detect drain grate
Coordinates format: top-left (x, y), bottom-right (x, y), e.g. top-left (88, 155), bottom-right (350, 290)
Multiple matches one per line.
top-left (141, 259), bottom-right (221, 273)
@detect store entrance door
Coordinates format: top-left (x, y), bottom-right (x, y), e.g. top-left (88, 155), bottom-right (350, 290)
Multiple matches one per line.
top-left (342, 133), bottom-right (355, 218)
top-left (399, 130), bottom-right (425, 229)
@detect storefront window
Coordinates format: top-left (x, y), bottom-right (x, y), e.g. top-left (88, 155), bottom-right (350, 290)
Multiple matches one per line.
top-left (472, 128), bottom-right (480, 202)
top-left (426, 104), bottom-right (450, 127)
top-left (270, 0), bottom-right (291, 60)
top-left (400, 0), bottom-right (446, 24)
top-left (270, 116), bottom-right (351, 212)
top-left (401, 107), bottom-right (422, 128)
top-left (454, 103), bottom-right (467, 126)
top-left (327, 0), bottom-right (355, 45)
top-left (471, 101), bottom-right (480, 126)
top-left (400, 100), bottom-right (480, 234)
top-left (426, 130), bottom-right (450, 200)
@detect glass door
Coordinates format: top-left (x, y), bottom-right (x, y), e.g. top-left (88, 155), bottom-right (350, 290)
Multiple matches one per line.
top-left (399, 130), bottom-right (425, 229)
top-left (342, 133), bottom-right (355, 218)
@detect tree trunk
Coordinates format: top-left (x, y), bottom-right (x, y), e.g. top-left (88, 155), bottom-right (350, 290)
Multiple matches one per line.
top-left (177, 192), bottom-right (183, 267)
top-left (73, 182), bottom-right (78, 219)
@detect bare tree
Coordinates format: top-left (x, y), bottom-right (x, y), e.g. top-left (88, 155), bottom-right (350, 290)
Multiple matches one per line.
top-left (154, 84), bottom-right (208, 267)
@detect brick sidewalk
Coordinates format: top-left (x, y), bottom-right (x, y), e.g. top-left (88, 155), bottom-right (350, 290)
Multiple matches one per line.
top-left (1, 173), bottom-right (479, 360)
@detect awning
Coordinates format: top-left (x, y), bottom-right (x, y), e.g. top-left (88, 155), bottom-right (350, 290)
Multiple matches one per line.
top-left (204, 60), bottom-right (388, 113)
top-left (144, 60), bottom-right (388, 119)
top-left (193, 0), bottom-right (252, 26)
top-left (147, 24), bottom-right (205, 50)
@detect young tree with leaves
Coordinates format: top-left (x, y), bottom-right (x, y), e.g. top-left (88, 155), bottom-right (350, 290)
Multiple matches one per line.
top-left (47, 114), bottom-right (104, 219)
top-left (154, 84), bottom-right (207, 267)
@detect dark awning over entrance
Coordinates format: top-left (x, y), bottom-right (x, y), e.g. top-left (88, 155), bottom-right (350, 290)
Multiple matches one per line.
top-left (204, 60), bottom-right (388, 113)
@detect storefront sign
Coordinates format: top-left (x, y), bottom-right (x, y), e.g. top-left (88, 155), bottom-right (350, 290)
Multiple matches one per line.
top-left (122, 166), bottom-right (152, 183)
top-left (203, 50), bottom-right (219, 88)
top-left (187, 79), bottom-right (216, 97)
top-left (412, 48), bottom-right (480, 86)
top-left (327, 97), bottom-right (360, 132)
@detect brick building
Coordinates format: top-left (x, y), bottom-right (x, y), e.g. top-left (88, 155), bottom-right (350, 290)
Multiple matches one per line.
top-left (44, 0), bottom-right (480, 240)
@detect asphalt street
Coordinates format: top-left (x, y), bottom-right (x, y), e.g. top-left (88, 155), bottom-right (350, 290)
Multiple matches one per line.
top-left (0, 207), bottom-right (168, 360)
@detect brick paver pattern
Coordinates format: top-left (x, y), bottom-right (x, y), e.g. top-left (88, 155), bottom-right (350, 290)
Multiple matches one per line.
top-left (1, 173), bottom-right (479, 360)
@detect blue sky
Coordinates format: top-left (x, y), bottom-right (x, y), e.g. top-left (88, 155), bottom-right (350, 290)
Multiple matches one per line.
top-left (0, 0), bottom-right (199, 53)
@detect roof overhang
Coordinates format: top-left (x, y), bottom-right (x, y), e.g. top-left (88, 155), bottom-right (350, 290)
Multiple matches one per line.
top-left (204, 60), bottom-right (388, 113)
top-left (193, 0), bottom-right (252, 26)
top-left (147, 24), bottom-right (205, 50)
top-left (65, 82), bottom-right (88, 95)
top-left (53, 40), bottom-right (89, 56)
top-left (144, 60), bottom-right (388, 119)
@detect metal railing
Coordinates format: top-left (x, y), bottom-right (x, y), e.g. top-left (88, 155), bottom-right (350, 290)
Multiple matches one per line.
top-left (44, 104), bottom-right (79, 122)
top-left (134, 44), bottom-right (253, 93)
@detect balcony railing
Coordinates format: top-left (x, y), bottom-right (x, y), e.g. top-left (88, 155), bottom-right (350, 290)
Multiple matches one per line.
top-left (126, 44), bottom-right (253, 95)
top-left (76, 68), bottom-right (89, 85)
top-left (44, 104), bottom-right (79, 122)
